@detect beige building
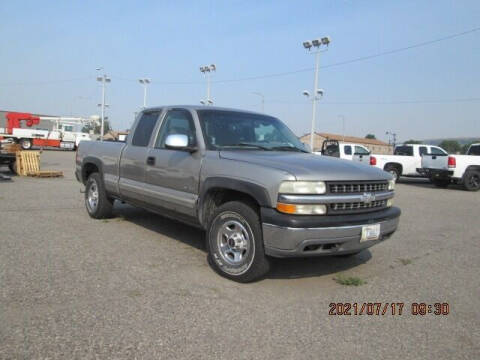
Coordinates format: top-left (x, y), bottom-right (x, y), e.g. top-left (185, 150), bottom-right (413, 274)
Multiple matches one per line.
top-left (300, 132), bottom-right (393, 154)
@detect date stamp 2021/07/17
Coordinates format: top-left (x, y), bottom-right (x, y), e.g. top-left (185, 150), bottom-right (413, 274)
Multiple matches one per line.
top-left (328, 303), bottom-right (450, 316)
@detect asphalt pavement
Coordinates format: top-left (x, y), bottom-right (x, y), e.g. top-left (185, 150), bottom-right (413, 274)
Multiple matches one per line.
top-left (0, 151), bottom-right (479, 359)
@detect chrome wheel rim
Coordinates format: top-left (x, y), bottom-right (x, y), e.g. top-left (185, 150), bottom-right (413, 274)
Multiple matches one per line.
top-left (217, 220), bottom-right (250, 266)
top-left (22, 140), bottom-right (31, 149)
top-left (87, 181), bottom-right (99, 212)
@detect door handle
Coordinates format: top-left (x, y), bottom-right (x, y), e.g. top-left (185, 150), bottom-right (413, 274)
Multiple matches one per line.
top-left (146, 156), bottom-right (155, 166)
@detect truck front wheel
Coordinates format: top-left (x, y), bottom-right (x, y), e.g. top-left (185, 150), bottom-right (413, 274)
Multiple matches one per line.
top-left (85, 173), bottom-right (113, 218)
top-left (207, 201), bottom-right (270, 283)
top-left (463, 170), bottom-right (480, 191)
top-left (20, 138), bottom-right (32, 150)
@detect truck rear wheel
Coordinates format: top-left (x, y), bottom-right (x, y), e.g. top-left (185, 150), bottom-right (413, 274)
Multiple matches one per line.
top-left (207, 201), bottom-right (270, 283)
top-left (20, 138), bottom-right (32, 150)
top-left (384, 165), bottom-right (400, 182)
top-left (463, 170), bottom-right (480, 191)
top-left (85, 173), bottom-right (113, 219)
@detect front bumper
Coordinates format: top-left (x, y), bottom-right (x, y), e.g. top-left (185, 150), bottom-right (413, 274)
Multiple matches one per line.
top-left (261, 207), bottom-right (401, 257)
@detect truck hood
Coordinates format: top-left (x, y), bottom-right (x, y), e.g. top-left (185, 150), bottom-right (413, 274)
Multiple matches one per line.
top-left (219, 151), bottom-right (391, 181)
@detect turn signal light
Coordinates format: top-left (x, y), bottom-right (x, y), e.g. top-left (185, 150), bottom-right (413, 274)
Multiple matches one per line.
top-left (276, 203), bottom-right (297, 214)
top-left (448, 156), bottom-right (456, 168)
top-left (370, 156), bottom-right (377, 166)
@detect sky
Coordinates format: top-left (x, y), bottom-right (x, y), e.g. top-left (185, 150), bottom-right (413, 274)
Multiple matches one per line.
top-left (0, 0), bottom-right (479, 143)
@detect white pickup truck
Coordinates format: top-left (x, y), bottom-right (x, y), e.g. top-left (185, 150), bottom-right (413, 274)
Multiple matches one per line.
top-left (370, 144), bottom-right (448, 181)
top-left (419, 143), bottom-right (480, 191)
top-left (315, 140), bottom-right (371, 165)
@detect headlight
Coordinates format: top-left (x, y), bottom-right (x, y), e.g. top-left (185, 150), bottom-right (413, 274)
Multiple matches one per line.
top-left (388, 179), bottom-right (395, 190)
top-left (387, 199), bottom-right (393, 207)
top-left (277, 203), bottom-right (327, 215)
top-left (278, 181), bottom-right (326, 194)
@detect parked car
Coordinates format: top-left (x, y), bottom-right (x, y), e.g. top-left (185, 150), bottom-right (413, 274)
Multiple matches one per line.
top-left (315, 140), bottom-right (371, 164)
top-left (370, 144), bottom-right (448, 181)
top-left (76, 106), bottom-right (401, 282)
top-left (0, 141), bottom-right (17, 174)
top-left (419, 144), bottom-right (480, 191)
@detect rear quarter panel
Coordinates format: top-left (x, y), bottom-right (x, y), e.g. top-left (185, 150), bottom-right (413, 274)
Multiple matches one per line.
top-left (77, 140), bottom-right (126, 195)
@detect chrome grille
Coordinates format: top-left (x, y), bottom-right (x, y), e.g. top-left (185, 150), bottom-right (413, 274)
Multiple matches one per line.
top-left (329, 182), bottom-right (388, 194)
top-left (329, 200), bottom-right (387, 213)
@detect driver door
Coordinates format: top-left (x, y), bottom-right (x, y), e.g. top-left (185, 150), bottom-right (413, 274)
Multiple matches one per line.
top-left (143, 109), bottom-right (202, 217)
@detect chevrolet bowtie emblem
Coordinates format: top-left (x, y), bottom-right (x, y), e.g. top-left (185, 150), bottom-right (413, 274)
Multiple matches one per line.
top-left (361, 192), bottom-right (375, 204)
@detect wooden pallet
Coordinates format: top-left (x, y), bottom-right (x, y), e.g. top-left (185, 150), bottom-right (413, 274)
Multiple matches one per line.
top-left (15, 151), bottom-right (63, 177)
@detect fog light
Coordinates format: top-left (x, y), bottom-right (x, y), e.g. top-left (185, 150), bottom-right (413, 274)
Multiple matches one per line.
top-left (387, 199), bottom-right (393, 207)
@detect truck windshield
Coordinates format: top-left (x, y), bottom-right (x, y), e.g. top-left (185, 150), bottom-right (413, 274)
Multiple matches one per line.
top-left (197, 110), bottom-right (307, 152)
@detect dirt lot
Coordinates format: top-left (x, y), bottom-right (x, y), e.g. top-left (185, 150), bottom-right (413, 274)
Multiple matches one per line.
top-left (1, 150), bottom-right (479, 359)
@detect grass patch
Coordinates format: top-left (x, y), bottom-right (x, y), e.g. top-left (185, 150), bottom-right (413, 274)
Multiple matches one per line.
top-left (334, 274), bottom-right (366, 286)
top-left (398, 258), bottom-right (412, 265)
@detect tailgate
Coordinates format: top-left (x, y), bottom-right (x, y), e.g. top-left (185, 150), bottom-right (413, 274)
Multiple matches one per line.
top-left (421, 153), bottom-right (448, 169)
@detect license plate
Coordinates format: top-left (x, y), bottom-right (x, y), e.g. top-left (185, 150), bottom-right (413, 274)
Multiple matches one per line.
top-left (361, 224), bottom-right (381, 242)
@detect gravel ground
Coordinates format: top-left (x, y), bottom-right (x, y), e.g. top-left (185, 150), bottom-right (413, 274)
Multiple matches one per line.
top-left (0, 150), bottom-right (479, 359)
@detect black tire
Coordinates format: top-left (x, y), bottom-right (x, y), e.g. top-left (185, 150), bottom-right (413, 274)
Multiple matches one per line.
top-left (207, 201), bottom-right (270, 283)
top-left (463, 170), bottom-right (480, 191)
top-left (384, 165), bottom-right (400, 182)
top-left (20, 138), bottom-right (32, 150)
top-left (8, 161), bottom-right (17, 175)
top-left (85, 173), bottom-right (113, 219)
top-left (430, 177), bottom-right (450, 188)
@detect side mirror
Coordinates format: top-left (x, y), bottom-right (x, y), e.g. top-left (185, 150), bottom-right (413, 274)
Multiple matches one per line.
top-left (165, 134), bottom-right (196, 152)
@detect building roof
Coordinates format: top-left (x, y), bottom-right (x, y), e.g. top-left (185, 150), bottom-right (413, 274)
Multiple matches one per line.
top-left (300, 132), bottom-right (390, 146)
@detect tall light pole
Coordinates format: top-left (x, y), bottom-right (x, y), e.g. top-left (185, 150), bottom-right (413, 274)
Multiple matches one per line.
top-left (96, 68), bottom-right (111, 141)
top-left (138, 78), bottom-right (150, 108)
top-left (252, 92), bottom-right (265, 112)
top-left (200, 64), bottom-right (216, 105)
top-left (302, 37), bottom-right (330, 150)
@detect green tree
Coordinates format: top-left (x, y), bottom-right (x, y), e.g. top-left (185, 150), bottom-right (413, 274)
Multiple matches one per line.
top-left (403, 139), bottom-right (422, 144)
top-left (82, 120), bottom-right (111, 134)
top-left (439, 140), bottom-right (461, 154)
top-left (365, 134), bottom-right (376, 139)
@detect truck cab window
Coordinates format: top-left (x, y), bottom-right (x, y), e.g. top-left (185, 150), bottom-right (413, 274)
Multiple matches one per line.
top-left (468, 145), bottom-right (480, 155)
top-left (430, 147), bottom-right (446, 155)
top-left (419, 146), bottom-right (428, 156)
top-left (354, 146), bottom-right (369, 155)
top-left (155, 110), bottom-right (196, 148)
top-left (344, 146), bottom-right (352, 155)
top-left (131, 111), bottom-right (161, 147)
top-left (394, 146), bottom-right (413, 156)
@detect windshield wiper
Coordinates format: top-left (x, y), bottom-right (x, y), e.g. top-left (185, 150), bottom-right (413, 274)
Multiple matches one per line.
top-left (270, 145), bottom-right (309, 153)
top-left (223, 143), bottom-right (271, 150)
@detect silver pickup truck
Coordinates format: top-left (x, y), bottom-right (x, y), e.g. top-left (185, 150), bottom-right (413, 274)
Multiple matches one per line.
top-left (76, 106), bottom-right (401, 282)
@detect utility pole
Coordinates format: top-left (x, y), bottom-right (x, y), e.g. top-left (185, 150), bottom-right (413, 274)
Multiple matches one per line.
top-left (302, 37), bottom-right (330, 150)
top-left (96, 68), bottom-right (111, 141)
top-left (386, 131), bottom-right (397, 147)
top-left (339, 115), bottom-right (345, 142)
top-left (200, 64), bottom-right (216, 105)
